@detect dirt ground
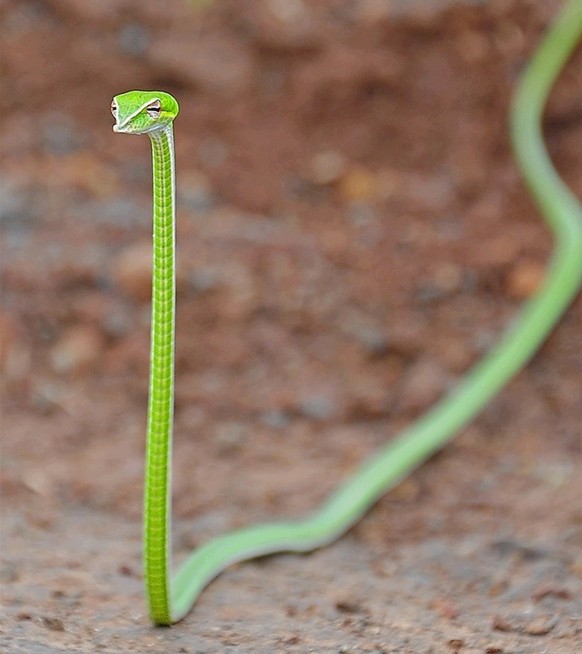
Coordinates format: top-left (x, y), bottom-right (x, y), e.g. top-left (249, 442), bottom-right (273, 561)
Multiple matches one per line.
top-left (1, 0), bottom-right (582, 652)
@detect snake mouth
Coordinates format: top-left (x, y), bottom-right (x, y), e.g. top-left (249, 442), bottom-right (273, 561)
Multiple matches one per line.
top-left (113, 121), bottom-right (165, 135)
top-left (113, 120), bottom-right (135, 134)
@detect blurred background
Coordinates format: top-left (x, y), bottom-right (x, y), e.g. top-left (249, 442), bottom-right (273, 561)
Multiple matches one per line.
top-left (2, 0), bottom-right (581, 651)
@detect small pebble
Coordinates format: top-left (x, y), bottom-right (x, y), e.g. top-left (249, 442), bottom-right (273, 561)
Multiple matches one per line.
top-left (308, 150), bottom-right (346, 185)
top-left (215, 422), bottom-right (246, 454)
top-left (532, 586), bottom-right (571, 602)
top-left (339, 167), bottom-right (377, 202)
top-left (435, 337), bottom-right (474, 373)
top-left (492, 612), bottom-right (557, 636)
top-left (386, 321), bottom-right (427, 359)
top-left (524, 615), bottom-right (557, 636)
top-left (335, 599), bottom-right (363, 614)
top-left (491, 614), bottom-right (513, 632)
top-left (505, 260), bottom-right (545, 299)
top-left (432, 262), bottom-right (463, 294)
top-left (51, 325), bottom-right (104, 374)
top-left (220, 267), bottom-right (260, 320)
top-left (111, 242), bottom-right (152, 301)
top-left (417, 263), bottom-right (463, 302)
top-left (396, 359), bottom-right (448, 414)
top-left (16, 612), bottom-right (32, 621)
top-left (118, 564), bottom-right (135, 577)
top-left (41, 616), bottom-right (65, 632)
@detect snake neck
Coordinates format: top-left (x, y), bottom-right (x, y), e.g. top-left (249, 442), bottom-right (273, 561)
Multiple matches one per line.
top-left (144, 123), bottom-right (176, 625)
top-left (150, 124), bottom-right (176, 240)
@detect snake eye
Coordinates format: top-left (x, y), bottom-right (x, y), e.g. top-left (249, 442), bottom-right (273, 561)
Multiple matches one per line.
top-left (146, 101), bottom-right (162, 118)
top-left (111, 102), bottom-right (118, 117)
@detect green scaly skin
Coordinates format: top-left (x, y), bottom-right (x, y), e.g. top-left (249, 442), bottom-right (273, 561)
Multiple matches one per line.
top-left (111, 0), bottom-right (582, 626)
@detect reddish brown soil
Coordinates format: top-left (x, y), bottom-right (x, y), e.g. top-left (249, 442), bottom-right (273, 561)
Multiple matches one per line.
top-left (1, 0), bottom-right (582, 652)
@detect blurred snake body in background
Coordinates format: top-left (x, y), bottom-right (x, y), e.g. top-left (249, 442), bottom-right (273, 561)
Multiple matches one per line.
top-left (111, 0), bottom-right (582, 625)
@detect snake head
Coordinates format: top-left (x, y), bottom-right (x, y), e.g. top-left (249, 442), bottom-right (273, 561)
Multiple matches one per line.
top-left (111, 90), bottom-right (179, 134)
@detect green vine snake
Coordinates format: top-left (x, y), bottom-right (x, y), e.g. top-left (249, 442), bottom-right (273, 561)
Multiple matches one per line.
top-left (111, 0), bottom-right (582, 626)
